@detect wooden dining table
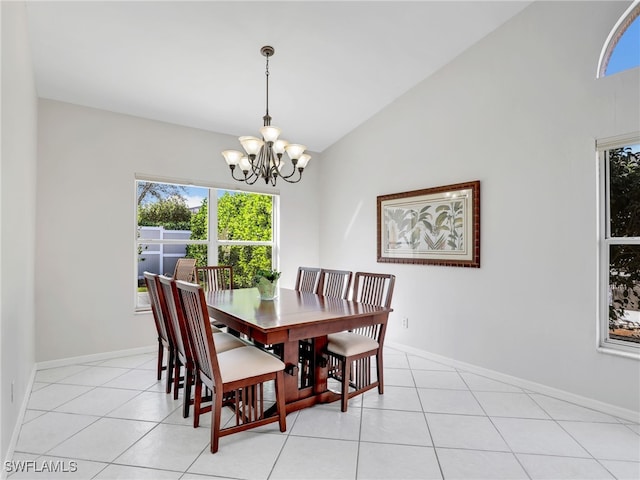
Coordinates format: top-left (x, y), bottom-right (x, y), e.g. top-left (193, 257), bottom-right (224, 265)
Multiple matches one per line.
top-left (205, 287), bottom-right (392, 413)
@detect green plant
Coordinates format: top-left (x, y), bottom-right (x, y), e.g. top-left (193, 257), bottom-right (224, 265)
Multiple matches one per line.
top-left (138, 195), bottom-right (192, 228)
top-left (253, 269), bottom-right (281, 283)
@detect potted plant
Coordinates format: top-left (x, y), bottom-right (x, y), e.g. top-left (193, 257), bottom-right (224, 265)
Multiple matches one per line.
top-left (253, 269), bottom-right (281, 300)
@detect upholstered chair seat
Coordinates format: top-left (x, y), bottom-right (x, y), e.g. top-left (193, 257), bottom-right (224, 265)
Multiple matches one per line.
top-left (327, 332), bottom-right (379, 357)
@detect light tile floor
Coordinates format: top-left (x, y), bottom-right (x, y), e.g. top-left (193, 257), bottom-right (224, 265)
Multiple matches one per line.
top-left (7, 347), bottom-right (640, 480)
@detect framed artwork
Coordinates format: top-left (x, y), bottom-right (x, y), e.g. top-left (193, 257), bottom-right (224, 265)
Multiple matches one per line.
top-left (377, 181), bottom-right (480, 267)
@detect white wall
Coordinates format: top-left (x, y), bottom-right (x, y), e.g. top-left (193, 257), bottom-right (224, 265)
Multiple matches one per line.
top-left (36, 100), bottom-right (320, 362)
top-left (1, 1), bottom-right (38, 463)
top-left (319, 0), bottom-right (640, 413)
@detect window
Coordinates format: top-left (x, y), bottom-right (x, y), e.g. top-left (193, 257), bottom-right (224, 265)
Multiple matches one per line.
top-left (135, 179), bottom-right (277, 310)
top-left (597, 135), bottom-right (640, 357)
top-left (217, 190), bottom-right (276, 288)
top-left (597, 1), bottom-right (640, 77)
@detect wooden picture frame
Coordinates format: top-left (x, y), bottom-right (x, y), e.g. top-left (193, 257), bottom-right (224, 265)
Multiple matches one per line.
top-left (377, 181), bottom-right (480, 267)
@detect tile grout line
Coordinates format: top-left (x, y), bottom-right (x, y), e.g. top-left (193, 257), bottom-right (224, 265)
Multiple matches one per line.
top-left (457, 367), bottom-right (533, 480)
top-left (411, 353), bottom-right (446, 480)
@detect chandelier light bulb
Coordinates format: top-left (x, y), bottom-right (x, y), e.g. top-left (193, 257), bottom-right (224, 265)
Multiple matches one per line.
top-left (273, 139), bottom-right (289, 155)
top-left (285, 144), bottom-right (306, 160)
top-left (260, 126), bottom-right (281, 144)
top-left (222, 150), bottom-right (243, 166)
top-left (297, 153), bottom-right (311, 169)
top-left (239, 136), bottom-right (264, 156)
top-left (239, 156), bottom-right (252, 172)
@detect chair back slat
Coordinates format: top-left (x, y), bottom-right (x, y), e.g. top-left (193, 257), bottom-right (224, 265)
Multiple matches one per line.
top-left (351, 272), bottom-right (395, 340)
top-left (318, 269), bottom-right (352, 299)
top-left (352, 272), bottom-right (395, 309)
top-left (196, 265), bottom-right (233, 291)
top-left (144, 272), bottom-right (172, 345)
top-left (158, 275), bottom-right (190, 361)
top-left (295, 267), bottom-right (322, 293)
top-left (175, 281), bottom-right (220, 385)
top-left (174, 258), bottom-right (197, 282)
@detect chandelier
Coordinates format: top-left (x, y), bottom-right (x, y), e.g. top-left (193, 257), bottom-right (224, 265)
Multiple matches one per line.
top-left (222, 46), bottom-right (310, 186)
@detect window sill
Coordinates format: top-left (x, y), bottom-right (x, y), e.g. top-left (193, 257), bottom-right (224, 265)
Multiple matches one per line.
top-left (597, 343), bottom-right (640, 360)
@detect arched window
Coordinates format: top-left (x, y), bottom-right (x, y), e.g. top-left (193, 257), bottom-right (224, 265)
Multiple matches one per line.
top-left (597, 0), bottom-right (640, 77)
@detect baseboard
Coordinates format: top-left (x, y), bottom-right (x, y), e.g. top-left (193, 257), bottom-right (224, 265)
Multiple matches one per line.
top-left (386, 341), bottom-right (640, 423)
top-left (36, 345), bottom-right (155, 370)
top-left (3, 364), bottom-right (37, 480)
top-left (3, 345), bottom-right (156, 477)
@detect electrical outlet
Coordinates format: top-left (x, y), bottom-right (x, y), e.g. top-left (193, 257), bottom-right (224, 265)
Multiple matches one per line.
top-left (402, 317), bottom-right (409, 329)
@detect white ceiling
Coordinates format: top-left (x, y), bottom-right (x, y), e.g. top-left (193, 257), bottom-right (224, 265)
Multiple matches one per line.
top-left (25, 1), bottom-right (532, 153)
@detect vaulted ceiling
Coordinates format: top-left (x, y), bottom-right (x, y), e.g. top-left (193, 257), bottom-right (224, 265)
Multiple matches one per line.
top-left (26, 1), bottom-right (532, 152)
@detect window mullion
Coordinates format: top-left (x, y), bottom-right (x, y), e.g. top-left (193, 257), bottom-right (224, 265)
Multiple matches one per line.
top-left (210, 188), bottom-right (218, 265)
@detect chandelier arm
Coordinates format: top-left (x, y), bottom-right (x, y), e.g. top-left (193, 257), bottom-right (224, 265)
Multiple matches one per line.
top-left (256, 147), bottom-right (272, 182)
top-left (278, 161), bottom-right (301, 179)
top-left (243, 170), bottom-right (261, 185)
top-left (279, 169), bottom-right (304, 184)
top-left (229, 166), bottom-right (249, 182)
top-left (236, 154), bottom-right (262, 185)
top-left (245, 163), bottom-right (263, 185)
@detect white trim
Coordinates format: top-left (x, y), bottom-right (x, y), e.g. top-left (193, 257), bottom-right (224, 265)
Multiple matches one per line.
top-left (273, 194), bottom-right (281, 271)
top-left (36, 345), bottom-right (155, 370)
top-left (597, 344), bottom-right (640, 360)
top-left (134, 172), bottom-right (280, 196)
top-left (217, 240), bottom-right (274, 246)
top-left (3, 365), bottom-right (37, 480)
top-left (596, 132), bottom-right (640, 150)
top-left (209, 189), bottom-right (217, 265)
top-left (387, 341), bottom-right (640, 423)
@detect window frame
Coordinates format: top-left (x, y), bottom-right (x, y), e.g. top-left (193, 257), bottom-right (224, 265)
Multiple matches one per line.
top-left (596, 133), bottom-right (640, 359)
top-left (597, 0), bottom-right (640, 78)
top-left (134, 177), bottom-right (279, 312)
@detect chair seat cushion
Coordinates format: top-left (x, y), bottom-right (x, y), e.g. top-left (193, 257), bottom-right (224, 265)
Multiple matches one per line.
top-left (327, 332), bottom-right (379, 357)
top-left (217, 346), bottom-right (285, 384)
top-left (214, 332), bottom-right (247, 353)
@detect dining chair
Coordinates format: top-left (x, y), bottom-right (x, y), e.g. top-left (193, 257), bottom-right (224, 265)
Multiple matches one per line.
top-left (175, 280), bottom-right (287, 453)
top-left (173, 257), bottom-right (197, 282)
top-left (318, 268), bottom-right (352, 299)
top-left (158, 275), bottom-right (247, 418)
top-left (143, 271), bottom-right (176, 394)
top-left (294, 266), bottom-right (322, 293)
top-left (196, 265), bottom-right (234, 329)
top-left (294, 267), bottom-right (322, 385)
top-left (297, 269), bottom-right (353, 388)
top-left (326, 272), bottom-right (395, 412)
top-left (196, 265), bottom-right (233, 291)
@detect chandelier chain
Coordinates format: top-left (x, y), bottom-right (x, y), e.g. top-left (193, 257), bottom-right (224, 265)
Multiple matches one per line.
top-left (265, 54), bottom-right (270, 121)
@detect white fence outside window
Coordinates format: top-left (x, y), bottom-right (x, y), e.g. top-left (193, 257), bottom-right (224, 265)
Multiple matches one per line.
top-left (137, 226), bottom-right (192, 282)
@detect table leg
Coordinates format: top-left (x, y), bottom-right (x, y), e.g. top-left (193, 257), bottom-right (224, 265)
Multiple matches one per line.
top-left (313, 335), bottom-right (328, 395)
top-left (282, 340), bottom-right (300, 404)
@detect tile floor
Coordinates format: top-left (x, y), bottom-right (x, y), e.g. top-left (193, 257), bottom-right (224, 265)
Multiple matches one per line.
top-left (8, 346), bottom-right (640, 480)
